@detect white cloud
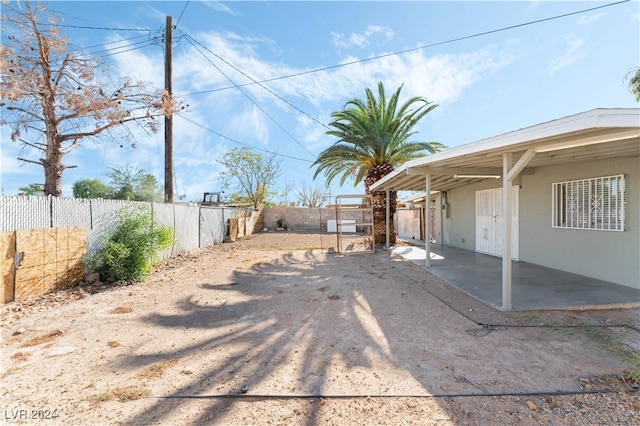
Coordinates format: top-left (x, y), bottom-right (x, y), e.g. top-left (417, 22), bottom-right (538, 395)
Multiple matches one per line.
top-left (228, 105), bottom-right (270, 145)
top-left (547, 38), bottom-right (586, 76)
top-left (202, 1), bottom-right (238, 16)
top-left (331, 25), bottom-right (395, 50)
top-left (577, 12), bottom-right (605, 26)
top-left (110, 40), bottom-right (164, 88)
top-left (0, 147), bottom-right (44, 195)
top-left (524, 1), bottom-right (541, 16)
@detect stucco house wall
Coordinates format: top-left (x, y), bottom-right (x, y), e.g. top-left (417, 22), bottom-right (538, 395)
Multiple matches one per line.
top-left (519, 156), bottom-right (638, 289)
top-left (440, 156), bottom-right (639, 289)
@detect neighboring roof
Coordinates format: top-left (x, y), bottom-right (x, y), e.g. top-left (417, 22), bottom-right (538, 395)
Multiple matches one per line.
top-left (371, 108), bottom-right (640, 192)
top-left (399, 192), bottom-right (438, 205)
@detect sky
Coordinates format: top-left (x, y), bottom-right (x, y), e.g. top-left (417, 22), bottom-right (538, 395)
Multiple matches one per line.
top-left (1, 0), bottom-right (639, 203)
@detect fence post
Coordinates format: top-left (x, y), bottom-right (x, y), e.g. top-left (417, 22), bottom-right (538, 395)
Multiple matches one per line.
top-left (49, 195), bottom-right (54, 228)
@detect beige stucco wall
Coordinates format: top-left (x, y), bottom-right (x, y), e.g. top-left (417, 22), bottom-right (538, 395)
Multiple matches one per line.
top-left (440, 156), bottom-right (639, 289)
top-left (396, 209), bottom-right (422, 240)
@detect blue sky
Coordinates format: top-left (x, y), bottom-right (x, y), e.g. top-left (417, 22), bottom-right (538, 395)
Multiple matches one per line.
top-left (1, 1), bottom-right (639, 202)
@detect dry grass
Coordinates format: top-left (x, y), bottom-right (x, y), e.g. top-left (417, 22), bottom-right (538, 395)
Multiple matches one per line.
top-left (22, 329), bottom-right (64, 347)
top-left (11, 351), bottom-right (31, 362)
top-left (87, 386), bottom-right (151, 405)
top-left (136, 358), bottom-right (178, 379)
top-left (112, 386), bottom-right (151, 401)
top-left (109, 306), bottom-right (133, 314)
top-left (87, 392), bottom-right (113, 404)
top-left (107, 341), bottom-right (121, 348)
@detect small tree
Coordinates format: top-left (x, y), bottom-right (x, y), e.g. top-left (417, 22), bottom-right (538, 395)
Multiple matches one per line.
top-left (0, 1), bottom-right (170, 197)
top-left (219, 147), bottom-right (281, 209)
top-left (72, 166), bottom-right (162, 201)
top-left (297, 183), bottom-right (329, 207)
top-left (279, 179), bottom-right (296, 206)
top-left (107, 165), bottom-right (162, 202)
top-left (72, 178), bottom-right (113, 199)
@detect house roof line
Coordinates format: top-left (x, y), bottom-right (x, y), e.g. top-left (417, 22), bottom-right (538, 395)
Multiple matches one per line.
top-left (372, 108), bottom-right (640, 192)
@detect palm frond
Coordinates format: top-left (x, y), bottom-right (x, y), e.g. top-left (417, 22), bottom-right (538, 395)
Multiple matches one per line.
top-left (313, 82), bottom-right (444, 188)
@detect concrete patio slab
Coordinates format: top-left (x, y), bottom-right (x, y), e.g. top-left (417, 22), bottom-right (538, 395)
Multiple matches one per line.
top-left (390, 243), bottom-right (640, 311)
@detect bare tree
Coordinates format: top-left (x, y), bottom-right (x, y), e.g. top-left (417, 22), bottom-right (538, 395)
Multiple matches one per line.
top-left (297, 182), bottom-right (329, 208)
top-left (280, 179), bottom-right (295, 206)
top-left (0, 1), bottom-right (170, 196)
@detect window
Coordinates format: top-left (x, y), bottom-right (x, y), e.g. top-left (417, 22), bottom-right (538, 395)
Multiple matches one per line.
top-left (552, 175), bottom-right (625, 231)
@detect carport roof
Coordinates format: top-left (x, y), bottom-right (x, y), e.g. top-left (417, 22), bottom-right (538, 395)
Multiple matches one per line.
top-left (371, 108), bottom-right (640, 192)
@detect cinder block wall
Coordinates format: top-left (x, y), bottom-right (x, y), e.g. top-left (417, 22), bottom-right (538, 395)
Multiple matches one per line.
top-left (262, 207), bottom-right (368, 232)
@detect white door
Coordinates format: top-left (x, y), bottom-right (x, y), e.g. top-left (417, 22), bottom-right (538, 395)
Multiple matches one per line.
top-left (476, 187), bottom-right (519, 259)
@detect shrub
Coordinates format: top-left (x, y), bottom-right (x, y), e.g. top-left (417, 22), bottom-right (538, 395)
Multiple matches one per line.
top-left (87, 207), bottom-right (173, 283)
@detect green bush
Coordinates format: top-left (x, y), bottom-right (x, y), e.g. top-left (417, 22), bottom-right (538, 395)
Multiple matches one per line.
top-left (87, 207), bottom-right (174, 283)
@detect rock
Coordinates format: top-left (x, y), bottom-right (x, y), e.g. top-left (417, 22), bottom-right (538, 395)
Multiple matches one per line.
top-left (85, 273), bottom-right (100, 284)
top-left (12, 327), bottom-right (26, 336)
top-left (47, 346), bottom-right (75, 356)
top-left (527, 401), bottom-right (537, 411)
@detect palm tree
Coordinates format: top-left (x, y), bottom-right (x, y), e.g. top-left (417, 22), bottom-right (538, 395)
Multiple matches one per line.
top-left (18, 183), bottom-right (45, 196)
top-left (312, 82), bottom-right (444, 244)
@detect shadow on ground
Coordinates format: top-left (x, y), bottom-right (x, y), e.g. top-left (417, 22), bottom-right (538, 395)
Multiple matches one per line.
top-left (116, 249), bottom-right (634, 425)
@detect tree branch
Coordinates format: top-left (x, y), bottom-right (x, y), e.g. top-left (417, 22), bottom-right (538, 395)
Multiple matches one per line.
top-left (58, 114), bottom-right (157, 142)
top-left (17, 156), bottom-right (43, 166)
top-left (61, 138), bottom-right (80, 155)
top-left (6, 105), bottom-right (45, 122)
top-left (18, 138), bottom-right (46, 152)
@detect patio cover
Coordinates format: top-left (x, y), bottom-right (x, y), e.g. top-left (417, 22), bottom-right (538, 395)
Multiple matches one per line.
top-left (371, 108), bottom-right (640, 309)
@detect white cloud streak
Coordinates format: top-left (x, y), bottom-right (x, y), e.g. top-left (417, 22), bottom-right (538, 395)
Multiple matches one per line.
top-left (331, 25), bottom-right (395, 50)
top-left (577, 12), bottom-right (605, 26)
top-left (547, 37), bottom-right (586, 76)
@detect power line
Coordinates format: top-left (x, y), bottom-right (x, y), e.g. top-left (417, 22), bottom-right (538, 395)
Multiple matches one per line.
top-left (175, 0), bottom-right (190, 29)
top-left (40, 22), bottom-right (152, 32)
top-left (184, 36), bottom-right (317, 160)
top-left (84, 37), bottom-right (161, 57)
top-left (177, 0), bottom-right (629, 97)
top-left (69, 33), bottom-right (153, 55)
top-left (180, 31), bottom-right (330, 132)
top-left (176, 113), bottom-right (314, 163)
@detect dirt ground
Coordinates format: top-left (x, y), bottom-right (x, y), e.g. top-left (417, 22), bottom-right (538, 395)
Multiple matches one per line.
top-left (1, 232), bottom-right (639, 425)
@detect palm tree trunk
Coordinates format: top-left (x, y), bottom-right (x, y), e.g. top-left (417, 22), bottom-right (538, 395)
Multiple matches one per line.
top-left (365, 164), bottom-right (397, 245)
top-left (370, 190), bottom-right (397, 245)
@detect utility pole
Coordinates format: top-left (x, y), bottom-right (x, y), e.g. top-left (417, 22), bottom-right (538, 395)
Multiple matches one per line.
top-left (164, 16), bottom-right (174, 203)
